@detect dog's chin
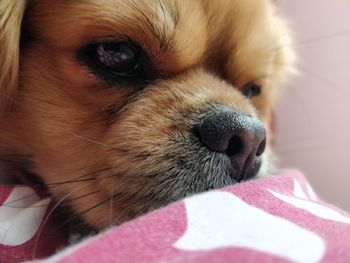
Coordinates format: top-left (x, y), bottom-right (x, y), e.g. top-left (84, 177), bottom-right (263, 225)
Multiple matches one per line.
top-left (147, 160), bottom-right (262, 209)
top-left (161, 156), bottom-right (263, 199)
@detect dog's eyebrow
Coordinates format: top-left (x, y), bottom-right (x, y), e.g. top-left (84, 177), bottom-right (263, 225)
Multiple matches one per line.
top-left (131, 0), bottom-right (180, 50)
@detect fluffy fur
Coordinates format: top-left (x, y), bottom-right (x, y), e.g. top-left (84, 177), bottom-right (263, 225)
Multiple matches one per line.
top-left (0, 0), bottom-right (294, 229)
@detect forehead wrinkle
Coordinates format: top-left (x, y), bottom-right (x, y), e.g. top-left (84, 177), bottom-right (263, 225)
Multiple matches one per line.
top-left (87, 0), bottom-right (180, 52)
top-left (132, 0), bottom-right (179, 51)
top-left (28, 0), bottom-right (178, 47)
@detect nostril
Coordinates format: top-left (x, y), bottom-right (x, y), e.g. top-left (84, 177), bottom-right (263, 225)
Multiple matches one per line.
top-left (256, 137), bottom-right (267, 157)
top-left (225, 136), bottom-right (244, 157)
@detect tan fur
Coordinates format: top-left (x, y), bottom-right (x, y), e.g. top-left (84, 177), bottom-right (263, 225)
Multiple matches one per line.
top-left (0, 0), bottom-right (294, 229)
top-left (0, 1), bottom-right (28, 116)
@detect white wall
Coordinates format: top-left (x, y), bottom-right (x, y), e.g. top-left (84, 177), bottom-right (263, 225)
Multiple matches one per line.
top-left (276, 0), bottom-right (350, 211)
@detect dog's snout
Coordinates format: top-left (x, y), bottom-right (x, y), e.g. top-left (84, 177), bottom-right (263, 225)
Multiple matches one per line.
top-left (194, 109), bottom-right (266, 181)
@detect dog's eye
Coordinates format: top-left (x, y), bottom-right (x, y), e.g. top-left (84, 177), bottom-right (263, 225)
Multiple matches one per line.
top-left (96, 43), bottom-right (139, 73)
top-left (242, 83), bottom-right (262, 98)
top-left (79, 41), bottom-right (155, 85)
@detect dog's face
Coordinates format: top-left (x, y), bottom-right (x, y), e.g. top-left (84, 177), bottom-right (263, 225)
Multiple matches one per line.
top-left (0, 0), bottom-right (294, 229)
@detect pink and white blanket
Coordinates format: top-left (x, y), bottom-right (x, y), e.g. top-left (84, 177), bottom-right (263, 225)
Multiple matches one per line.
top-left (1, 170), bottom-right (350, 263)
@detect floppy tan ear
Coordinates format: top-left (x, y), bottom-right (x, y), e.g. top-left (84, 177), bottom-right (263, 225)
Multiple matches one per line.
top-left (0, 1), bottom-right (27, 117)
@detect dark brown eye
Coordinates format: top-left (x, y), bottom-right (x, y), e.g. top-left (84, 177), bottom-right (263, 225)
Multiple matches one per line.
top-left (242, 83), bottom-right (262, 98)
top-left (79, 41), bottom-right (156, 86)
top-left (95, 42), bottom-right (139, 74)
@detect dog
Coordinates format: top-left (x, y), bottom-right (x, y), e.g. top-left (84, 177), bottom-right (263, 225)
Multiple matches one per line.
top-left (0, 0), bottom-right (294, 230)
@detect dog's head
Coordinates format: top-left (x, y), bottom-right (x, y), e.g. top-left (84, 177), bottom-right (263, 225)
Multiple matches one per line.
top-left (0, 0), bottom-right (294, 229)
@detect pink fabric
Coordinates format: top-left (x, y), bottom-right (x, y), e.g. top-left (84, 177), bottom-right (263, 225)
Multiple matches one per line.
top-left (2, 170), bottom-right (350, 262)
top-left (0, 186), bottom-right (67, 262)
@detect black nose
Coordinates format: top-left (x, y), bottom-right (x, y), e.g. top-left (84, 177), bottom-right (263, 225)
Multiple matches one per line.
top-left (193, 109), bottom-right (266, 181)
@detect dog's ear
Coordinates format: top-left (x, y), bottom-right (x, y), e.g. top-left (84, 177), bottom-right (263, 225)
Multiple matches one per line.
top-left (0, 1), bottom-right (28, 117)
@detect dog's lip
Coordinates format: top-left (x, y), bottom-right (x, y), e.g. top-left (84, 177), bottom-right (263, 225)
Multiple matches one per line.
top-left (238, 156), bottom-right (262, 181)
top-left (222, 154), bottom-right (262, 182)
